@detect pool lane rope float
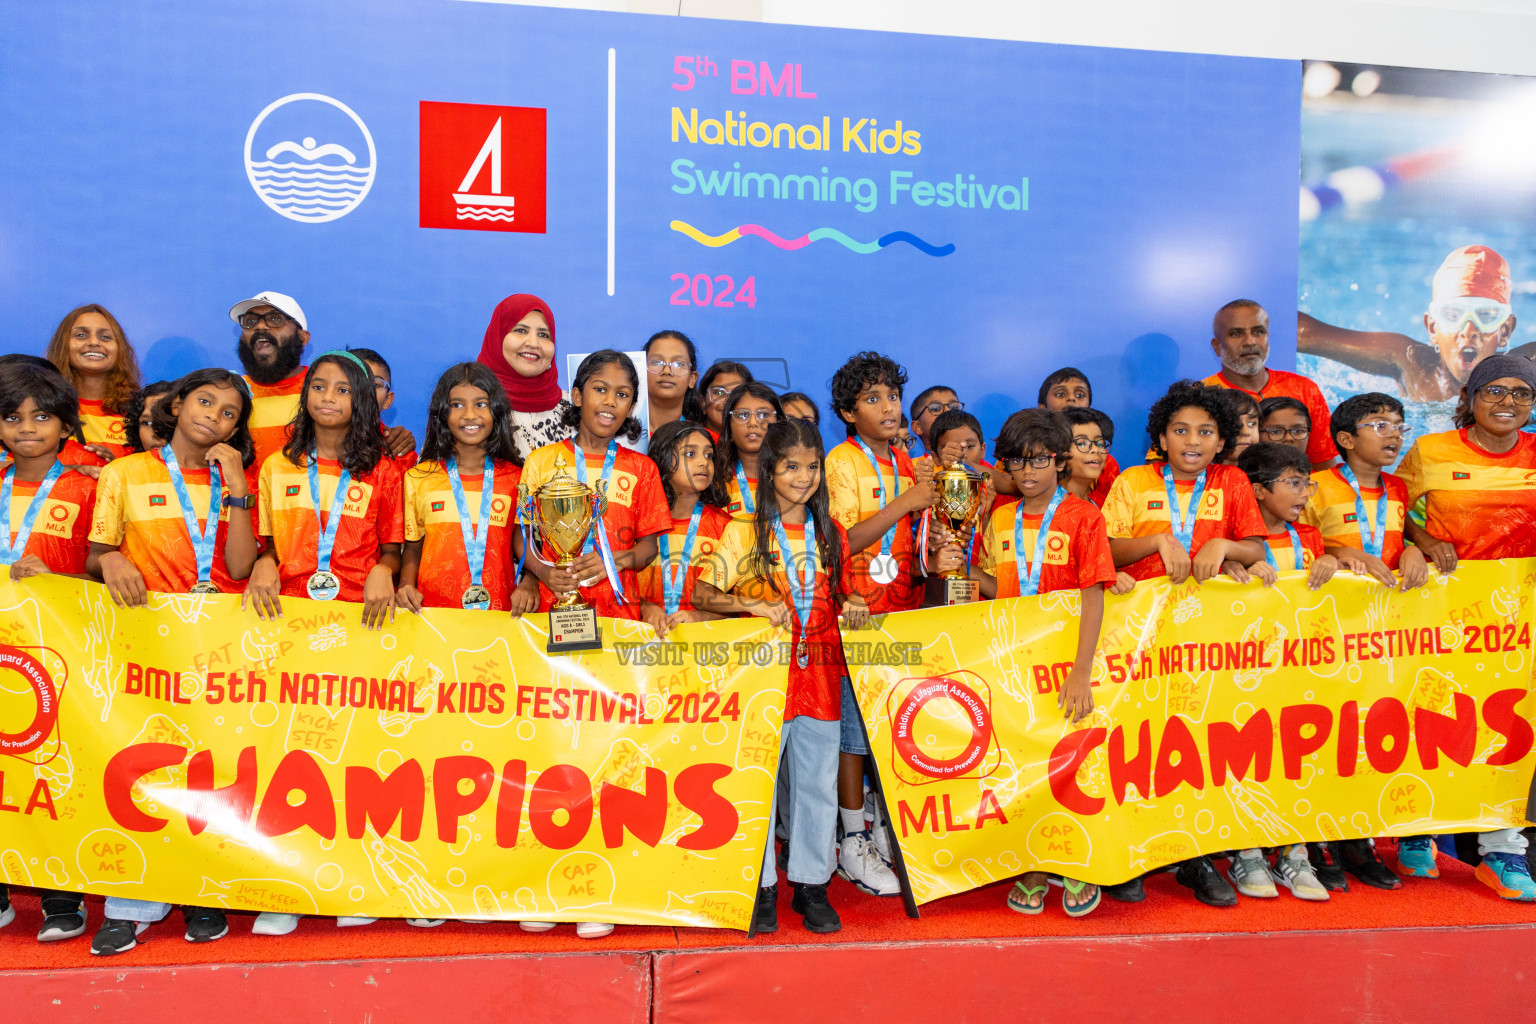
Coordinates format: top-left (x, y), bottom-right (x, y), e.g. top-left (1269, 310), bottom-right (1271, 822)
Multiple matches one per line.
top-left (670, 220), bottom-right (955, 257)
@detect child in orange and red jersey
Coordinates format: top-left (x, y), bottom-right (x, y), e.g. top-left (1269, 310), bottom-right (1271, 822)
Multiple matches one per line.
top-left (121, 381), bottom-right (176, 455)
top-left (0, 363), bottom-right (100, 945)
top-left (1258, 396), bottom-right (1313, 459)
top-left (347, 346), bottom-right (418, 469)
top-left (1394, 355), bottom-right (1536, 899)
top-left (969, 410), bottom-right (1117, 919)
top-left (694, 417), bottom-right (866, 935)
top-left (717, 382), bottom-right (783, 523)
top-left (637, 419), bottom-right (732, 638)
top-left (1215, 389), bottom-right (1260, 466)
top-left (824, 351), bottom-right (934, 897)
top-left (247, 352), bottom-right (403, 629)
top-left (1102, 380), bottom-right (1265, 909)
top-left (397, 363), bottom-right (527, 615)
top-left (1103, 379), bottom-right (1266, 586)
top-left (89, 369), bottom-right (260, 602)
top-left (44, 303), bottom-right (140, 461)
top-left (86, 367), bottom-right (259, 953)
top-left (515, 350), bottom-right (671, 941)
top-left (515, 350), bottom-right (672, 636)
top-left (1038, 367), bottom-right (1120, 504)
top-left (921, 409), bottom-right (997, 582)
top-left (694, 360), bottom-right (753, 442)
top-left (1303, 392), bottom-right (1428, 591)
top-left (244, 351), bottom-right (403, 937)
top-left (0, 355), bottom-right (108, 471)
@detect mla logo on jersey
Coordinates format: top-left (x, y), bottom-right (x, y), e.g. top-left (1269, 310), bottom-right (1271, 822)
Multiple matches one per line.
top-left (244, 93), bottom-right (377, 224)
top-left (419, 101), bottom-right (546, 233)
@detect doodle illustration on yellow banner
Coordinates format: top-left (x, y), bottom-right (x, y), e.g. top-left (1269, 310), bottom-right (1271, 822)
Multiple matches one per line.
top-left (849, 561), bottom-right (1536, 904)
top-left (0, 577), bottom-right (785, 930)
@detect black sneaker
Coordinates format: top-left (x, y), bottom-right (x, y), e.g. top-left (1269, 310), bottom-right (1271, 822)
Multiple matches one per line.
top-left (790, 883), bottom-right (841, 934)
top-left (92, 918), bottom-right (147, 956)
top-left (37, 893), bottom-right (87, 942)
top-left (753, 884), bottom-right (779, 934)
top-left (183, 906), bottom-right (229, 943)
top-left (0, 884), bottom-right (12, 929)
top-left (1306, 842), bottom-right (1350, 892)
top-left (1175, 856), bottom-right (1237, 907)
top-left (1103, 875), bottom-right (1146, 902)
top-left (1338, 838), bottom-right (1403, 890)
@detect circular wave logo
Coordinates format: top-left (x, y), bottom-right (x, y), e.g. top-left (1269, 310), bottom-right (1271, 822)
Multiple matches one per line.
top-left (244, 93), bottom-right (376, 223)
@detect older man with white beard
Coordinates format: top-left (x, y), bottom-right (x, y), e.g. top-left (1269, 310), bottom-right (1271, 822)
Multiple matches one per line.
top-left (1203, 299), bottom-right (1337, 470)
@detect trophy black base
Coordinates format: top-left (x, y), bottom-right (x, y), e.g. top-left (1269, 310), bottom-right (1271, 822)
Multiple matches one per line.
top-left (924, 575), bottom-right (979, 607)
top-left (547, 606), bottom-right (603, 654)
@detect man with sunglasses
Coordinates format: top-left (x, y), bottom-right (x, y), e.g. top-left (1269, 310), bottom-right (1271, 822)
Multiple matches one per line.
top-left (1300, 244), bottom-right (1532, 405)
top-left (1205, 299), bottom-right (1338, 470)
top-left (229, 291), bottom-right (310, 467)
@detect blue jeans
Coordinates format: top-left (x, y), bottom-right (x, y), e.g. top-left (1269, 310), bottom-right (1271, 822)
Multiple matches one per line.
top-left (104, 898), bottom-right (172, 923)
top-left (838, 676), bottom-right (869, 756)
top-left (761, 715), bottom-right (840, 886)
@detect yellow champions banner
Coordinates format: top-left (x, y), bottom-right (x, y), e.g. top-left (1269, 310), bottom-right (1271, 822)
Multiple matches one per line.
top-left (850, 560), bottom-right (1536, 904)
top-left (0, 578), bottom-right (785, 930)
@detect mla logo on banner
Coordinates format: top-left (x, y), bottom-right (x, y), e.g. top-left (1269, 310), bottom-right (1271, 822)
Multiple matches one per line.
top-left (885, 671), bottom-right (998, 786)
top-left (419, 101), bottom-right (547, 233)
top-left (244, 93), bottom-right (376, 224)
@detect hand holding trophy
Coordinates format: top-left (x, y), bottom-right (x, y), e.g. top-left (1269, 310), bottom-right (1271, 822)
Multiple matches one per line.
top-left (519, 453), bottom-right (608, 653)
top-left (927, 458), bottom-right (985, 605)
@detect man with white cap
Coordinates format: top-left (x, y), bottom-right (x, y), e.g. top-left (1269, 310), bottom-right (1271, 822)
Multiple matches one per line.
top-left (229, 291), bottom-right (310, 468)
top-left (1299, 244), bottom-right (1531, 403)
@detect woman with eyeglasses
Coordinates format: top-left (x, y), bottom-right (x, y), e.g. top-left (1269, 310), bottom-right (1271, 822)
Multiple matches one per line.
top-left (1394, 355), bottom-right (1536, 901)
top-left (644, 330), bottom-right (700, 433)
top-left (474, 293), bottom-right (573, 463)
top-left (717, 382), bottom-right (783, 522)
top-left (695, 360), bottom-right (753, 440)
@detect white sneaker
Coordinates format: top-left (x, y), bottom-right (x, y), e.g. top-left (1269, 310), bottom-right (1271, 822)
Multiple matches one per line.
top-left (837, 829), bottom-right (901, 896)
top-left (864, 793), bottom-right (893, 865)
top-left (0, 903), bottom-right (13, 929)
top-left (406, 919), bottom-right (447, 927)
top-left (518, 920), bottom-right (556, 933)
top-left (252, 912), bottom-right (301, 935)
top-left (1227, 849), bottom-right (1278, 898)
top-left (1270, 847), bottom-right (1330, 901)
top-left (576, 922), bottom-right (614, 939)
top-left (336, 916), bottom-right (376, 927)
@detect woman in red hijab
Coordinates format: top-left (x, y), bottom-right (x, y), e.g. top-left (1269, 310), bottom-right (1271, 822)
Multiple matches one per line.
top-left (477, 293), bottom-right (574, 461)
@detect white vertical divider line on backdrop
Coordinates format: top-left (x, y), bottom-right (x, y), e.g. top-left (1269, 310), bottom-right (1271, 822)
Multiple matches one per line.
top-left (607, 46), bottom-right (617, 297)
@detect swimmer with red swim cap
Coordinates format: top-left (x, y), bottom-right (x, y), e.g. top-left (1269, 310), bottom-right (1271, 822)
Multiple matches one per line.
top-left (1299, 245), bottom-right (1532, 402)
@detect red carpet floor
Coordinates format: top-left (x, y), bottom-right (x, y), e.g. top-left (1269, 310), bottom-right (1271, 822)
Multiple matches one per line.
top-left (4, 842), bottom-right (1534, 971)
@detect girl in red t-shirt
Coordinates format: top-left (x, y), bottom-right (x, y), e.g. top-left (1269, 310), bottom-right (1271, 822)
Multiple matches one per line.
top-left (694, 417), bottom-right (867, 936)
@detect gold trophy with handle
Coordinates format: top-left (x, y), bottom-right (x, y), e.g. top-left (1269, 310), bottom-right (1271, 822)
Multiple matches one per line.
top-left (519, 453), bottom-right (607, 653)
top-left (927, 461), bottom-right (985, 605)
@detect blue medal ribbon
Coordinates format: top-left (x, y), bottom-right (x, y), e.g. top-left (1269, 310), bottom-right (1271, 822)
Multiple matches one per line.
top-left (1264, 523), bottom-right (1305, 570)
top-left (733, 464), bottom-right (755, 515)
top-left (447, 456), bottom-right (496, 608)
top-left (0, 462), bottom-right (64, 566)
top-left (308, 452), bottom-right (353, 576)
top-left (659, 501), bottom-right (704, 617)
top-left (1337, 464), bottom-right (1389, 559)
top-left (162, 445), bottom-right (222, 586)
top-left (1012, 487), bottom-right (1067, 597)
top-left (1161, 464), bottom-right (1207, 552)
top-left (853, 438), bottom-right (902, 565)
top-left (573, 440), bottom-right (626, 599)
top-left (771, 511), bottom-right (817, 668)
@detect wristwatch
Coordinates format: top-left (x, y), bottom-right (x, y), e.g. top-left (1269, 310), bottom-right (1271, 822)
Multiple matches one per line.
top-left (223, 494), bottom-right (256, 509)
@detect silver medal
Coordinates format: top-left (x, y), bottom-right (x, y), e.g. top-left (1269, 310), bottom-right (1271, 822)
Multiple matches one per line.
top-left (868, 552), bottom-right (899, 585)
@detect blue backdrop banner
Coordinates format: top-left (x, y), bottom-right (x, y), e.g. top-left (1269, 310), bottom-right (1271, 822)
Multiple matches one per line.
top-left (0, 1), bottom-right (1299, 464)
